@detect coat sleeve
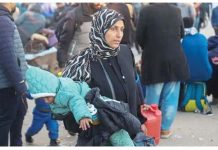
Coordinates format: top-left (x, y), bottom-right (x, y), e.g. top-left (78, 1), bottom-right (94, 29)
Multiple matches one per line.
top-left (0, 17), bottom-right (27, 94)
top-left (68, 94), bottom-right (92, 123)
top-left (78, 82), bottom-right (92, 98)
top-left (57, 89), bottom-right (92, 124)
top-left (57, 16), bottom-right (77, 68)
top-left (136, 7), bottom-right (147, 49)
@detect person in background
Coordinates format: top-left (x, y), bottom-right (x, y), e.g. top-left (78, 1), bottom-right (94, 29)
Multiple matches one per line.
top-left (49, 3), bottom-right (78, 29)
top-left (136, 3), bottom-right (189, 139)
top-left (177, 3), bottom-right (196, 20)
top-left (206, 33), bottom-right (218, 105)
top-left (0, 3), bottom-right (29, 146)
top-left (182, 17), bottom-right (212, 82)
top-left (40, 3), bottom-right (57, 27)
top-left (55, 3), bottom-right (103, 70)
top-left (16, 3), bottom-right (29, 15)
top-left (193, 3), bottom-right (201, 31)
top-left (15, 3), bottom-right (46, 46)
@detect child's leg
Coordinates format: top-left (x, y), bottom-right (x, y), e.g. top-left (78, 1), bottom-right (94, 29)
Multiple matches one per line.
top-left (45, 118), bottom-right (59, 140)
top-left (109, 129), bottom-right (134, 146)
top-left (26, 112), bottom-right (45, 136)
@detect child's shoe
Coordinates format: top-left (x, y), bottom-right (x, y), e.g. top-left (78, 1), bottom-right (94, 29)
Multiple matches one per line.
top-left (50, 139), bottom-right (59, 146)
top-left (160, 130), bottom-right (172, 139)
top-left (68, 131), bottom-right (76, 136)
top-left (25, 134), bottom-right (33, 143)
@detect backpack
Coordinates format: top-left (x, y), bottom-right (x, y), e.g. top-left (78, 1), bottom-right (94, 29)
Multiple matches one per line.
top-left (179, 82), bottom-right (213, 115)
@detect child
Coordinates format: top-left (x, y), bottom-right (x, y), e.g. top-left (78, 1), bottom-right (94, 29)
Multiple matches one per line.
top-left (25, 66), bottom-right (146, 146)
top-left (25, 98), bottom-right (59, 146)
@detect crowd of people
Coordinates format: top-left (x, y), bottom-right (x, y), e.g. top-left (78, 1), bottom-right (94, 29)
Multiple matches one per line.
top-left (0, 2), bottom-right (218, 146)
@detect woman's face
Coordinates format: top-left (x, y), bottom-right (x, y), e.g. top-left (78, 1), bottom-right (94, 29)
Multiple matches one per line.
top-left (104, 20), bottom-right (124, 49)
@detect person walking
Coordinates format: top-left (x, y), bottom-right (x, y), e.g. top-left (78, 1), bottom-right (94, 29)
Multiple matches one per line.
top-left (62, 8), bottom-right (145, 134)
top-left (136, 3), bottom-right (190, 139)
top-left (0, 3), bottom-right (29, 146)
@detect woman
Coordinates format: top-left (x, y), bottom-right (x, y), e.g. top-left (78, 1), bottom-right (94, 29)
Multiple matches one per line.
top-left (62, 9), bottom-right (145, 136)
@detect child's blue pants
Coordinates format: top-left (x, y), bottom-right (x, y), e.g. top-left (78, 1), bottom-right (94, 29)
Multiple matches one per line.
top-left (26, 109), bottom-right (59, 140)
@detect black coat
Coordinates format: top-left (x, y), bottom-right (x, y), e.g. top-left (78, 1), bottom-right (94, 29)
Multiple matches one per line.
top-left (136, 4), bottom-right (189, 85)
top-left (89, 44), bottom-right (143, 121)
top-left (76, 88), bottom-right (142, 146)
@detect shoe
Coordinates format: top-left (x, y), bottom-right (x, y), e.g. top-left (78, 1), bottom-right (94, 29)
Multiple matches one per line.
top-left (210, 96), bottom-right (218, 105)
top-left (210, 97), bottom-right (218, 105)
top-left (161, 130), bottom-right (172, 139)
top-left (68, 131), bottom-right (76, 136)
top-left (50, 139), bottom-right (59, 146)
top-left (25, 134), bottom-right (33, 143)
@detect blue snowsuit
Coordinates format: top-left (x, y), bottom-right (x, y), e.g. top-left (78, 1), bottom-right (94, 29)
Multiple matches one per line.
top-left (26, 98), bottom-right (58, 140)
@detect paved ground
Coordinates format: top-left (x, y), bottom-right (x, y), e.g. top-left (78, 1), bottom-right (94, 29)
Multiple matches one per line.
top-left (22, 16), bottom-right (218, 147)
top-left (22, 97), bottom-right (218, 146)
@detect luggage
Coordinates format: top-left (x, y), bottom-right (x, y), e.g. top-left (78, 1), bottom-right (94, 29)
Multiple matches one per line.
top-left (141, 104), bottom-right (161, 145)
top-left (179, 82), bottom-right (213, 115)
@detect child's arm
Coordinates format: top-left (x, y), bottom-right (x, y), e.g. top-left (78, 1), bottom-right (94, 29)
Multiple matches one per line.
top-left (56, 91), bottom-right (92, 123)
top-left (68, 95), bottom-right (92, 123)
top-left (79, 117), bottom-right (93, 130)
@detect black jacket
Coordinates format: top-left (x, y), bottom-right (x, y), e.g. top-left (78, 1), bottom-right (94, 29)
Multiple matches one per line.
top-left (86, 88), bottom-right (141, 137)
top-left (76, 88), bottom-right (141, 146)
top-left (136, 4), bottom-right (189, 85)
top-left (89, 44), bottom-right (143, 121)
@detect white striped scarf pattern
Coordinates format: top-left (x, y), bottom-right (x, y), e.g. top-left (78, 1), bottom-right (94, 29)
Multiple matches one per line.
top-left (62, 9), bottom-right (124, 82)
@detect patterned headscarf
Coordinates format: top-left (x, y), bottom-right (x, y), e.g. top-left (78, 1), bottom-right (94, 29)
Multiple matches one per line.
top-left (62, 9), bottom-right (124, 82)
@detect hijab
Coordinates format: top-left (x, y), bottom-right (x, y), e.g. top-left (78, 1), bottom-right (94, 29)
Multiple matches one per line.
top-left (62, 9), bottom-right (124, 82)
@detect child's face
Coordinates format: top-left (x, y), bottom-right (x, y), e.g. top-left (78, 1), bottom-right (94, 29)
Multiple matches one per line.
top-left (44, 96), bottom-right (55, 104)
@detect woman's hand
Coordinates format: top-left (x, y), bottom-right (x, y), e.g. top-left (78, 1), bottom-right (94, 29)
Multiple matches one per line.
top-left (141, 124), bottom-right (147, 135)
top-left (79, 118), bottom-right (92, 130)
top-left (141, 104), bottom-right (151, 111)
